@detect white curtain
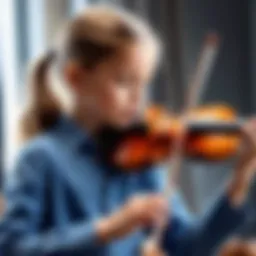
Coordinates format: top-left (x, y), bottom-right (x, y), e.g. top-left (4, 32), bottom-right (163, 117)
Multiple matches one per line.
top-left (1, 0), bottom-right (72, 169)
top-left (2, 0), bottom-right (23, 169)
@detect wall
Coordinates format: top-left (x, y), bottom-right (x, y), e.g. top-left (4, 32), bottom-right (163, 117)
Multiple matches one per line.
top-left (181, 0), bottom-right (251, 112)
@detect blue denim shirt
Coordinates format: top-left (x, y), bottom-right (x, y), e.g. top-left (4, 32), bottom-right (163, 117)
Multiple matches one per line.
top-left (0, 116), bottom-right (249, 256)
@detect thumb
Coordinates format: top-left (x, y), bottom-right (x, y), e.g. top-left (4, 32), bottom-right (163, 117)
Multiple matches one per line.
top-left (141, 239), bottom-right (166, 256)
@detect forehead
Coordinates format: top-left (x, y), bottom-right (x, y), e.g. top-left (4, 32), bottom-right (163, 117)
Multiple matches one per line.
top-left (90, 41), bottom-right (160, 81)
top-left (115, 43), bottom-right (159, 69)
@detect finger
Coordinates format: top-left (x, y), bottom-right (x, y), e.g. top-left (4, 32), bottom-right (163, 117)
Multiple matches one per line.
top-left (242, 119), bottom-right (256, 139)
top-left (236, 157), bottom-right (256, 183)
top-left (245, 157), bottom-right (256, 174)
top-left (242, 119), bottom-right (255, 133)
top-left (148, 196), bottom-right (168, 213)
top-left (148, 204), bottom-right (169, 228)
top-left (153, 211), bottom-right (169, 230)
top-left (141, 240), bottom-right (166, 256)
top-left (140, 210), bottom-right (166, 226)
top-left (147, 194), bottom-right (167, 206)
top-left (247, 241), bottom-right (256, 255)
top-left (142, 198), bottom-right (168, 224)
top-left (241, 122), bottom-right (256, 152)
top-left (150, 203), bottom-right (169, 219)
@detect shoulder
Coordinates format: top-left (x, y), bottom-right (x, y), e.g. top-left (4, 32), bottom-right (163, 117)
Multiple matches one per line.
top-left (20, 134), bottom-right (56, 161)
top-left (4, 135), bottom-right (55, 192)
top-left (8, 133), bottom-right (58, 178)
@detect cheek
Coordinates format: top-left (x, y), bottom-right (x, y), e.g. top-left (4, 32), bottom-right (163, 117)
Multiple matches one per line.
top-left (96, 83), bottom-right (138, 126)
top-left (99, 84), bottom-right (130, 109)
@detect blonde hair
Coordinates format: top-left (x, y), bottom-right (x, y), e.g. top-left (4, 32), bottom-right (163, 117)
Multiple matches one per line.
top-left (19, 5), bottom-right (161, 142)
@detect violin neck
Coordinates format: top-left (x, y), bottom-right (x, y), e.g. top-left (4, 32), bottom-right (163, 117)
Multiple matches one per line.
top-left (188, 119), bottom-right (243, 133)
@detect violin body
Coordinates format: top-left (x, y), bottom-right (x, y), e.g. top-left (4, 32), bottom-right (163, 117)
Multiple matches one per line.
top-left (97, 104), bottom-right (243, 170)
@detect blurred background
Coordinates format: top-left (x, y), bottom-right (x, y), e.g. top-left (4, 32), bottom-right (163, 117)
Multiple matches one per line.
top-left (1, 0), bottom-right (256, 235)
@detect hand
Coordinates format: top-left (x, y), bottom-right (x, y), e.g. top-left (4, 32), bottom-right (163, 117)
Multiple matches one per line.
top-left (228, 118), bottom-right (256, 206)
top-left (124, 194), bottom-right (168, 227)
top-left (96, 194), bottom-right (168, 243)
top-left (219, 238), bottom-right (256, 256)
top-left (141, 239), bottom-right (166, 256)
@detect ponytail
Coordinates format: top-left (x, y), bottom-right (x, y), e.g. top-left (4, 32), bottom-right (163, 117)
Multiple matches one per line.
top-left (19, 52), bottom-right (61, 143)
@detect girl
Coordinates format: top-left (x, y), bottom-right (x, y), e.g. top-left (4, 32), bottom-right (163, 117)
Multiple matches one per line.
top-left (1, 5), bottom-right (256, 256)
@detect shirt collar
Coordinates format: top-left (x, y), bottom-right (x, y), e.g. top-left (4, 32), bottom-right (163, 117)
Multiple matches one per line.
top-left (54, 114), bottom-right (96, 153)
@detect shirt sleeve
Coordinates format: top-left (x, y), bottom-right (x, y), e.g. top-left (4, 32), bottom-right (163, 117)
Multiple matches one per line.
top-left (0, 147), bottom-right (100, 256)
top-left (162, 193), bottom-right (250, 256)
top-left (143, 165), bottom-right (251, 256)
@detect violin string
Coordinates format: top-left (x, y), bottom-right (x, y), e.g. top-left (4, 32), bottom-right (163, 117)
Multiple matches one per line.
top-left (149, 33), bottom-right (221, 246)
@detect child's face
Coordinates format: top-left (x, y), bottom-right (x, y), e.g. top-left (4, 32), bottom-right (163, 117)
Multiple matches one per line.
top-left (74, 43), bottom-right (158, 127)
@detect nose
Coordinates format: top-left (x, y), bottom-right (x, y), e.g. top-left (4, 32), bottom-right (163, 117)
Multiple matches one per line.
top-left (130, 86), bottom-right (145, 110)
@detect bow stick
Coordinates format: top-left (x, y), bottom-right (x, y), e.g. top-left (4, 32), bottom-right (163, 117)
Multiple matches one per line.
top-left (148, 32), bottom-right (221, 248)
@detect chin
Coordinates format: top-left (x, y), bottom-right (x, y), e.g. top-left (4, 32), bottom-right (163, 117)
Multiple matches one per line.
top-left (114, 118), bottom-right (135, 128)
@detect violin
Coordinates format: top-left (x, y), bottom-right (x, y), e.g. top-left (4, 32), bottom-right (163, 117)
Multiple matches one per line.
top-left (97, 103), bottom-right (244, 170)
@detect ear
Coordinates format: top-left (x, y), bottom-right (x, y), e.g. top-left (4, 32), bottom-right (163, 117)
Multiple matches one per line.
top-left (63, 60), bottom-right (85, 88)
